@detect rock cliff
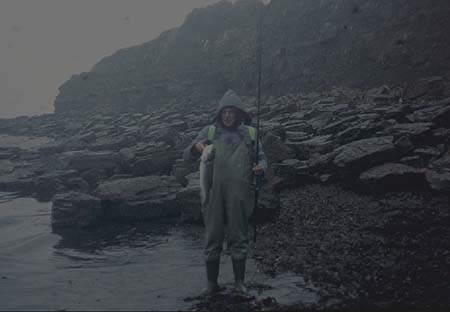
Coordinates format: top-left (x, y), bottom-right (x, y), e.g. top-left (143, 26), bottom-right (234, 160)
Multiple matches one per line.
top-left (55, 0), bottom-right (450, 114)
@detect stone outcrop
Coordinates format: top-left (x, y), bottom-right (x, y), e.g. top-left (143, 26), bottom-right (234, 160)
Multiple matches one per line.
top-left (94, 175), bottom-right (182, 222)
top-left (51, 192), bottom-right (102, 228)
top-left (1, 76), bottom-right (449, 228)
top-left (54, 0), bottom-right (450, 115)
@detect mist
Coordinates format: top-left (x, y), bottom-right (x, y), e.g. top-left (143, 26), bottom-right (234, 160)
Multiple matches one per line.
top-left (0, 0), bottom-right (221, 118)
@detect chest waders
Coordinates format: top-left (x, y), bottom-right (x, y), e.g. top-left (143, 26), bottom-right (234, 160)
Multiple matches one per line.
top-left (203, 133), bottom-right (255, 263)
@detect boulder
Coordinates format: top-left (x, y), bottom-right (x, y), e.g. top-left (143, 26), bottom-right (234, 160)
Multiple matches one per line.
top-left (89, 135), bottom-right (137, 151)
top-left (381, 122), bottom-right (435, 145)
top-left (262, 132), bottom-right (296, 164)
top-left (60, 150), bottom-right (122, 172)
top-left (288, 135), bottom-right (335, 159)
top-left (334, 120), bottom-right (388, 145)
top-left (33, 170), bottom-right (81, 200)
top-left (318, 116), bottom-right (359, 135)
top-left (129, 143), bottom-right (182, 176)
top-left (172, 159), bottom-right (199, 187)
top-left (406, 98), bottom-right (450, 124)
top-left (333, 136), bottom-right (399, 180)
top-left (271, 159), bottom-right (314, 190)
top-left (403, 76), bottom-right (447, 100)
top-left (413, 147), bottom-right (442, 165)
top-left (423, 169), bottom-right (450, 192)
top-left (94, 175), bottom-right (182, 222)
top-left (358, 163), bottom-right (428, 193)
top-left (51, 192), bottom-right (102, 229)
top-left (0, 165), bottom-right (44, 193)
top-left (176, 172), bottom-right (202, 222)
top-left (429, 153), bottom-right (450, 172)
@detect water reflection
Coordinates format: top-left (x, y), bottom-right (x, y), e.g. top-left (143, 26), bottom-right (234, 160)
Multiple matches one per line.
top-left (0, 193), bottom-right (318, 311)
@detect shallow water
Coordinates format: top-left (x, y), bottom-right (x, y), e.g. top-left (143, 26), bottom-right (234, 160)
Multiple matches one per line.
top-left (0, 192), bottom-right (318, 311)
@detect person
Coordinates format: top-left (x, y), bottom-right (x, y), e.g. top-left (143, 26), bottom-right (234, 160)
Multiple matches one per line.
top-left (183, 89), bottom-right (267, 294)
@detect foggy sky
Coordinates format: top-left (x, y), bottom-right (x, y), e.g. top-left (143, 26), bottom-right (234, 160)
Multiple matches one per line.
top-left (0, 0), bottom-right (224, 118)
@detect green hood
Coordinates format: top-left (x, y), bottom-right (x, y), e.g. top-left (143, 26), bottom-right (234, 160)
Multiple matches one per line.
top-left (213, 90), bottom-right (252, 125)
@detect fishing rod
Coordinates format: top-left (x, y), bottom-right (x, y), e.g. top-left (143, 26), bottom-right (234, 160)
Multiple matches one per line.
top-left (254, 0), bottom-right (269, 243)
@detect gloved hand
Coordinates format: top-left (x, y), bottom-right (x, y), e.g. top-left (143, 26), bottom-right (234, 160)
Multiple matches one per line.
top-left (253, 163), bottom-right (264, 176)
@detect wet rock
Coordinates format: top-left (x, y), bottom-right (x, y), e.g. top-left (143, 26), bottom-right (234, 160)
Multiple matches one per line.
top-left (253, 184), bottom-right (450, 310)
top-left (358, 163), bottom-right (428, 193)
top-left (172, 159), bottom-right (199, 187)
top-left (59, 150), bottom-right (122, 172)
top-left (0, 152), bottom-right (15, 160)
top-left (261, 132), bottom-right (296, 164)
top-left (403, 76), bottom-right (447, 100)
top-left (394, 135), bottom-right (415, 155)
top-left (406, 97), bottom-right (450, 124)
top-left (381, 122), bottom-right (435, 145)
top-left (272, 159), bottom-right (313, 190)
top-left (400, 155), bottom-right (421, 167)
top-left (176, 172), bottom-right (202, 222)
top-left (0, 159), bottom-right (16, 174)
top-left (333, 136), bottom-right (399, 181)
top-left (0, 134), bottom-right (55, 152)
top-left (289, 135), bottom-right (335, 159)
top-left (413, 147), bottom-right (442, 165)
top-left (318, 116), bottom-right (359, 135)
top-left (429, 153), bottom-right (450, 172)
top-left (423, 169), bottom-right (450, 192)
top-left (130, 144), bottom-right (180, 176)
top-left (51, 192), bottom-right (102, 229)
top-left (90, 135), bottom-right (137, 151)
top-left (94, 175), bottom-right (182, 222)
top-left (33, 170), bottom-right (80, 200)
top-left (307, 151), bottom-right (339, 175)
top-left (334, 120), bottom-right (388, 145)
top-left (0, 165), bottom-right (45, 194)
top-left (284, 131), bottom-right (310, 142)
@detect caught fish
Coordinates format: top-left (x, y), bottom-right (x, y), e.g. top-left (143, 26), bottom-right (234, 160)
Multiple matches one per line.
top-left (200, 144), bottom-right (215, 210)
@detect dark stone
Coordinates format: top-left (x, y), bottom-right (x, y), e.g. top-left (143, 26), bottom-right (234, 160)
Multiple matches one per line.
top-left (60, 150), bottom-right (122, 172)
top-left (94, 175), bottom-right (182, 222)
top-left (358, 163), bottom-right (428, 193)
top-left (271, 159), bottom-right (314, 191)
top-left (333, 136), bottom-right (399, 181)
top-left (423, 169), bottom-right (450, 192)
top-left (262, 132), bottom-right (296, 164)
top-left (51, 192), bottom-right (102, 229)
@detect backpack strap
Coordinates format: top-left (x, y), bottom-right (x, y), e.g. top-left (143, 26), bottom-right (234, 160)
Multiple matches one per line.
top-left (208, 124), bottom-right (256, 143)
top-left (247, 126), bottom-right (256, 143)
top-left (207, 125), bottom-right (217, 142)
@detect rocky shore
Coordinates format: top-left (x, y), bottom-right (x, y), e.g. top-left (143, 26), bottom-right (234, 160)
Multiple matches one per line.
top-left (1, 76), bottom-right (449, 310)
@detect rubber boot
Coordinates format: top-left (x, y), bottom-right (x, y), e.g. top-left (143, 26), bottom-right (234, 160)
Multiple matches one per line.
top-left (204, 260), bottom-right (220, 295)
top-left (232, 259), bottom-right (248, 294)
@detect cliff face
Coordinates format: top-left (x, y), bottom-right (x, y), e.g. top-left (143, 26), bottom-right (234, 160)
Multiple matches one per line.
top-left (54, 0), bottom-right (450, 114)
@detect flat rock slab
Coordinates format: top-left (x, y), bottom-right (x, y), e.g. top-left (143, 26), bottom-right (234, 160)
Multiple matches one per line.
top-left (272, 159), bottom-right (314, 190)
top-left (176, 172), bottom-right (202, 222)
top-left (384, 122), bottom-right (434, 137)
top-left (60, 150), bottom-right (122, 171)
top-left (0, 134), bottom-right (55, 152)
top-left (52, 191), bottom-right (102, 228)
top-left (424, 169), bottom-right (450, 192)
top-left (333, 136), bottom-right (398, 178)
top-left (95, 175), bottom-right (182, 221)
top-left (359, 163), bottom-right (428, 193)
top-left (289, 135), bottom-right (335, 156)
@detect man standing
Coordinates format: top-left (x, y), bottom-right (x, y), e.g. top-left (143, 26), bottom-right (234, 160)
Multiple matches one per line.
top-left (183, 89), bottom-right (267, 294)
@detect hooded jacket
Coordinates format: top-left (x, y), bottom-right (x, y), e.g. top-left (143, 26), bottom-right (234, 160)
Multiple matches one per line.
top-left (213, 90), bottom-right (252, 126)
top-left (183, 90), bottom-right (267, 171)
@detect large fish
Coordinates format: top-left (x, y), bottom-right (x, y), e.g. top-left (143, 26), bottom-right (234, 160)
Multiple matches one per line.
top-left (199, 144), bottom-right (215, 210)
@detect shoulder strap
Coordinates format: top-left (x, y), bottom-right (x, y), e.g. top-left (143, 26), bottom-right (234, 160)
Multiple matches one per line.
top-left (247, 126), bottom-right (256, 142)
top-left (208, 125), bottom-right (255, 143)
top-left (207, 125), bottom-right (216, 141)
